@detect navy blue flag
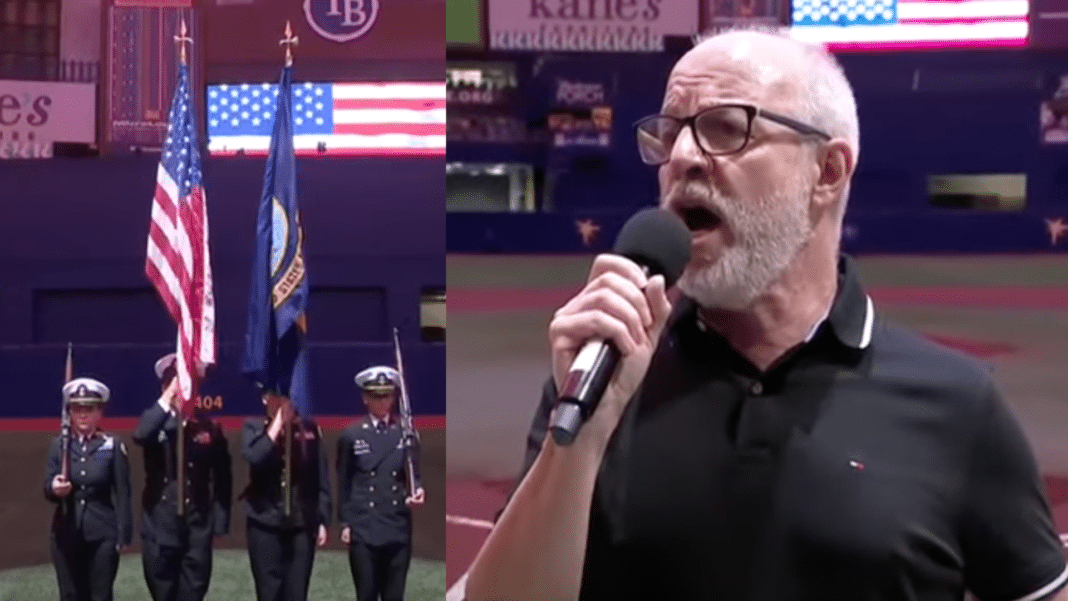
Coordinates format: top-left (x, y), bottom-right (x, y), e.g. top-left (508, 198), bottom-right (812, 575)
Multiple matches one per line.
top-left (241, 65), bottom-right (312, 417)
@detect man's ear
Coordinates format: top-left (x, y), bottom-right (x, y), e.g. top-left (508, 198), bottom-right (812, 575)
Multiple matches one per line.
top-left (812, 139), bottom-right (854, 212)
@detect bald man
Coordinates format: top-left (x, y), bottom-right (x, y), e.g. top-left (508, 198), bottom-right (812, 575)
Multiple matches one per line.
top-left (463, 27), bottom-right (1068, 601)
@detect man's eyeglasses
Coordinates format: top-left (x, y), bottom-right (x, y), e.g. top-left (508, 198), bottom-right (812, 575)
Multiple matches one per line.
top-left (634, 104), bottom-right (831, 166)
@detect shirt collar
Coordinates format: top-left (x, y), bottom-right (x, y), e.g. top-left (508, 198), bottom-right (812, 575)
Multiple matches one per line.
top-left (824, 254), bottom-right (875, 349)
top-left (683, 253), bottom-right (874, 351)
top-left (369, 414), bottom-right (390, 429)
top-left (803, 296), bottom-right (833, 344)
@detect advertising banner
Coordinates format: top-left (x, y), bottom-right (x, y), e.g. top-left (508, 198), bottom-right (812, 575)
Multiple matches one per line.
top-left (536, 61), bottom-right (616, 151)
top-left (489, 0), bottom-right (699, 52)
top-left (446, 62), bottom-right (524, 143)
top-left (447, 63), bottom-right (517, 109)
top-left (0, 80), bottom-right (96, 159)
top-left (548, 78), bottom-right (613, 149)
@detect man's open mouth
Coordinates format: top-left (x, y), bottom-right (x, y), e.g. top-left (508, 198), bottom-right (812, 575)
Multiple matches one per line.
top-left (677, 206), bottom-right (723, 232)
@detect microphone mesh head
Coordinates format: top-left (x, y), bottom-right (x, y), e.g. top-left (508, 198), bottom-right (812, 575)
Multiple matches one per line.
top-left (613, 208), bottom-right (692, 288)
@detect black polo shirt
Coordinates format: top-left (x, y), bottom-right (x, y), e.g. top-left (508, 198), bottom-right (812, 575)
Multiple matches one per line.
top-left (511, 254), bottom-right (1067, 601)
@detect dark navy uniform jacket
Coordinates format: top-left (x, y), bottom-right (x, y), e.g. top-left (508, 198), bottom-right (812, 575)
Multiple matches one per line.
top-left (44, 430), bottom-right (133, 546)
top-left (133, 403), bottom-right (232, 545)
top-left (337, 417), bottom-right (422, 546)
top-left (241, 418), bottom-right (331, 531)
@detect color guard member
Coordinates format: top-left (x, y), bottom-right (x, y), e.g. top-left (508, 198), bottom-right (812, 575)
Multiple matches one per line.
top-left (44, 377), bottom-right (132, 601)
top-left (338, 366), bottom-right (425, 601)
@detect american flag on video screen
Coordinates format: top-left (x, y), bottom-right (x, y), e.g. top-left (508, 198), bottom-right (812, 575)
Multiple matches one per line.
top-left (206, 81), bottom-right (445, 156)
top-left (790, 0), bottom-right (1029, 50)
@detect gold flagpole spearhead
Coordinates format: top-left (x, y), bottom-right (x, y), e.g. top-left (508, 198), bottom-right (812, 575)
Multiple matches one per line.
top-left (175, 18), bottom-right (192, 66)
top-left (280, 20), bottom-right (298, 67)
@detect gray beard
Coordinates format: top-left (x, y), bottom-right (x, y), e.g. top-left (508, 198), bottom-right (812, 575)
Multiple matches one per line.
top-left (675, 173), bottom-right (813, 310)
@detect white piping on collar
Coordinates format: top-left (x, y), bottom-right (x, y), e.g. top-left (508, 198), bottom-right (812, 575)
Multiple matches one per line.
top-left (695, 293), bottom-right (873, 350)
top-left (1012, 563), bottom-right (1068, 601)
top-left (859, 294), bottom-right (874, 349)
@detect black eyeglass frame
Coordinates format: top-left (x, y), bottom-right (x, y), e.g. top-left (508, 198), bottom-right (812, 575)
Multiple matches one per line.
top-left (633, 103), bottom-right (832, 164)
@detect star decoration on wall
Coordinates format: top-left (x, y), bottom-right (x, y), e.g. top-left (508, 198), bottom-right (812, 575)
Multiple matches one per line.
top-left (1047, 217), bottom-right (1068, 246)
top-left (576, 219), bottom-right (600, 247)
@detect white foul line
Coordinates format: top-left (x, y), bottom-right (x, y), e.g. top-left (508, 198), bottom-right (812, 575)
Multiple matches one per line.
top-left (447, 514), bottom-right (494, 530)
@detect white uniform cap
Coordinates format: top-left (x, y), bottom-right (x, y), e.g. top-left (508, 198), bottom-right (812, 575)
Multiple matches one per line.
top-left (154, 353), bottom-right (206, 381)
top-left (354, 366), bottom-right (399, 392)
top-left (63, 377), bottom-right (110, 404)
top-left (154, 353), bottom-right (177, 380)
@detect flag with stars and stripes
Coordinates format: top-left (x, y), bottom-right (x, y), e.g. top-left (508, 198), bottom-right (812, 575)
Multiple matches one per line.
top-left (205, 81), bottom-right (445, 156)
top-left (790, 0), bottom-right (1028, 50)
top-left (145, 62), bottom-right (217, 412)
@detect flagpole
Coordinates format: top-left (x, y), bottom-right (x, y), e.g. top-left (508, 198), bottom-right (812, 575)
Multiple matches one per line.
top-left (284, 408), bottom-right (292, 518)
top-left (59, 342), bottom-right (73, 518)
top-left (177, 388), bottom-right (186, 517)
top-left (174, 17), bottom-right (193, 519)
top-left (61, 342), bottom-right (73, 480)
top-left (279, 21), bottom-right (297, 520)
top-left (392, 328), bottom-right (420, 498)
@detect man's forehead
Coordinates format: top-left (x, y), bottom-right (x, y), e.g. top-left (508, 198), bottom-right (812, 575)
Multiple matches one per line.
top-left (666, 35), bottom-right (799, 104)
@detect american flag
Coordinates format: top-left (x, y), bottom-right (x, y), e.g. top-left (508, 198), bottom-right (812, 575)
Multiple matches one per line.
top-left (790, 0), bottom-right (1029, 50)
top-left (206, 81), bottom-right (445, 156)
top-left (145, 63), bottom-right (216, 411)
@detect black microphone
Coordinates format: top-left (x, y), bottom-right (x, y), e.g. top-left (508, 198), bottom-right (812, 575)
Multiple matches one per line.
top-left (550, 208), bottom-right (692, 446)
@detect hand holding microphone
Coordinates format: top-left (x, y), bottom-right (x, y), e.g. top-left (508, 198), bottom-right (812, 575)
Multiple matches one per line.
top-left (548, 208), bottom-right (691, 445)
top-left (463, 209), bottom-right (691, 601)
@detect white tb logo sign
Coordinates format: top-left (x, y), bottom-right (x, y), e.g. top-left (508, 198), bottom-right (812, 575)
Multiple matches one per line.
top-left (327, 0), bottom-right (367, 26)
top-left (304, 0), bottom-right (378, 43)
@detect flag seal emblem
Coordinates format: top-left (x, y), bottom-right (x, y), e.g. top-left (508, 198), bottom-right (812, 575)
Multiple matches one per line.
top-left (271, 197), bottom-right (305, 309)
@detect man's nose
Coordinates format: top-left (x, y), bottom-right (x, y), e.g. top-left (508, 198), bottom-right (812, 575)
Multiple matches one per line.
top-left (666, 125), bottom-right (713, 180)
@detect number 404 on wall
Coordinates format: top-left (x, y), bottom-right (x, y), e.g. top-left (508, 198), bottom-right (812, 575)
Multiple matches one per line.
top-left (194, 395), bottom-right (223, 411)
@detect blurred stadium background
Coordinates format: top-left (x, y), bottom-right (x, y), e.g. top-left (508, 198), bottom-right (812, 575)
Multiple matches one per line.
top-left (445, 0), bottom-right (1068, 595)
